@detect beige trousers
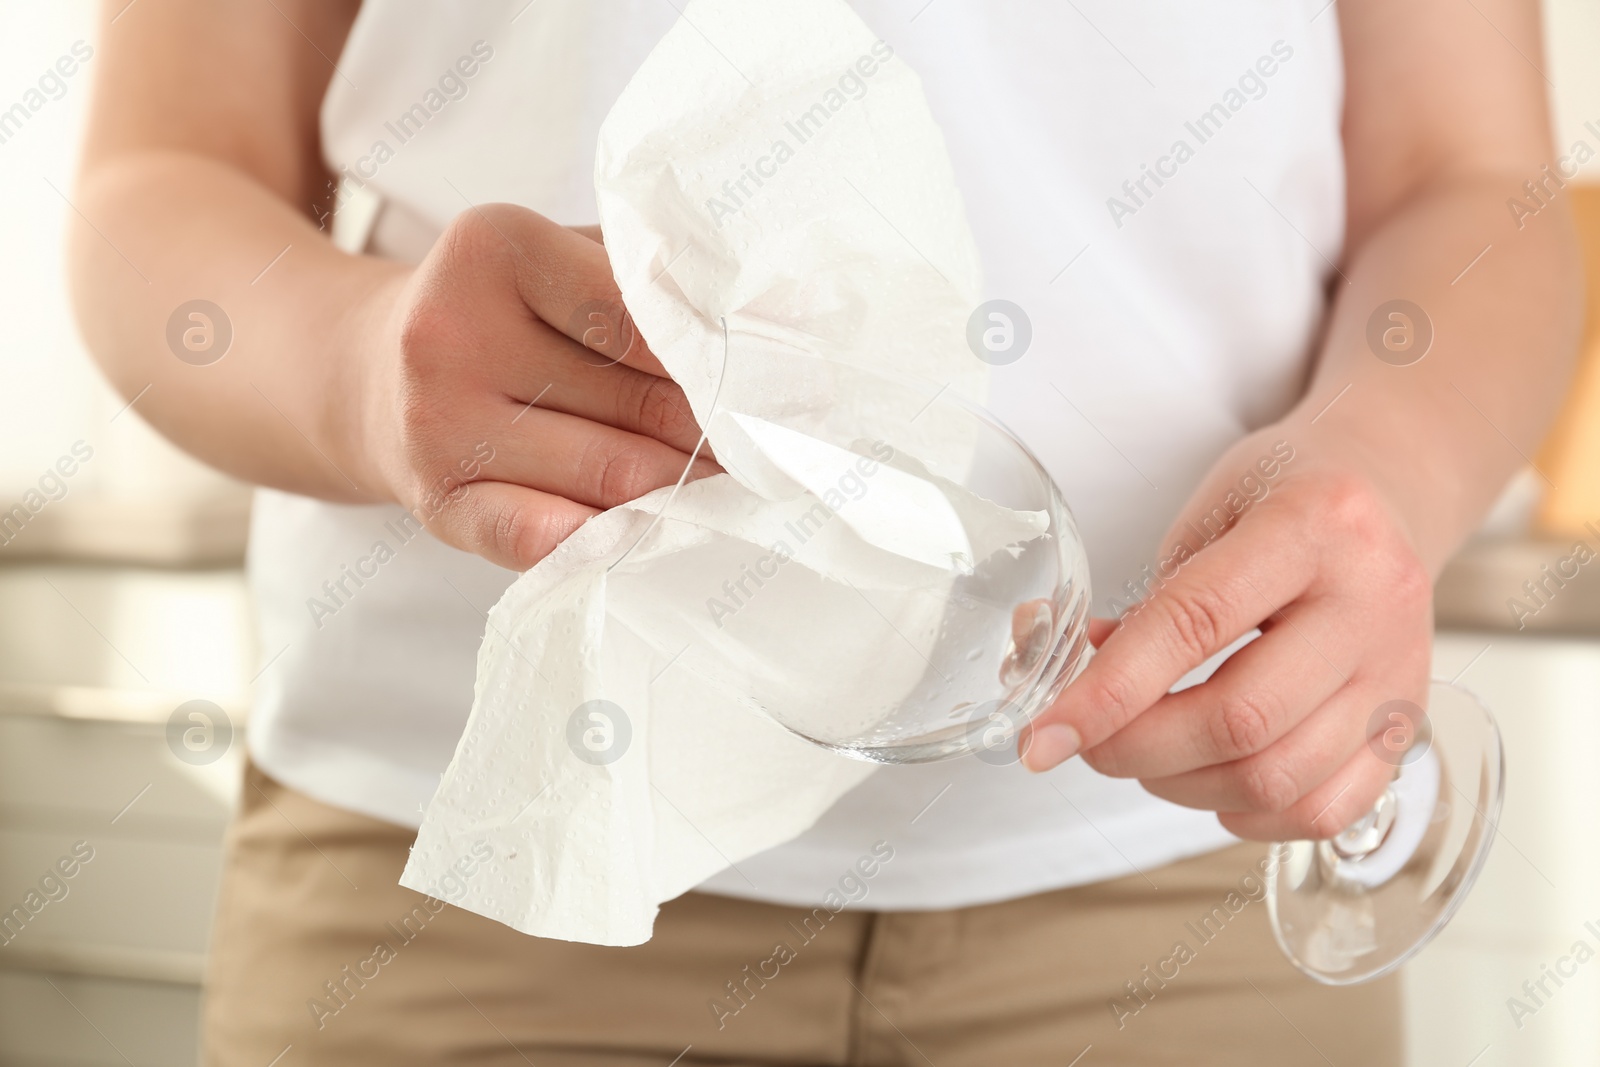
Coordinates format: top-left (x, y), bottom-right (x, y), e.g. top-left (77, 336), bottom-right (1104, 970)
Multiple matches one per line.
top-left (201, 762), bottom-right (1402, 1066)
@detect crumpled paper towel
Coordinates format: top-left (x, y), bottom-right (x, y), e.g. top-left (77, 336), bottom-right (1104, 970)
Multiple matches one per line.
top-left (401, 0), bottom-right (1000, 945)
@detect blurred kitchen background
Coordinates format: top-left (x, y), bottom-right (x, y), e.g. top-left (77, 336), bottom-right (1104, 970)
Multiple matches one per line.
top-left (2, 2), bottom-right (1600, 1065)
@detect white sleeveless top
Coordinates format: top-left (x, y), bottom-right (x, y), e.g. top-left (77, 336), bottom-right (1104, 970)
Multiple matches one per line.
top-left (248, 0), bottom-right (1345, 909)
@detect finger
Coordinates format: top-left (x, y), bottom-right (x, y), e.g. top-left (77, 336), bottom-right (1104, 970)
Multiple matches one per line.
top-left (1137, 681), bottom-right (1371, 813)
top-left (1080, 602), bottom-right (1353, 780)
top-left (1023, 505), bottom-right (1312, 770)
top-left (1011, 600), bottom-right (1047, 645)
top-left (492, 208), bottom-right (667, 376)
top-left (427, 480), bottom-right (598, 571)
top-left (474, 406), bottom-right (718, 511)
top-left (1219, 744), bottom-right (1395, 842)
top-left (1088, 617), bottom-right (1117, 648)
top-left (503, 344), bottom-right (703, 455)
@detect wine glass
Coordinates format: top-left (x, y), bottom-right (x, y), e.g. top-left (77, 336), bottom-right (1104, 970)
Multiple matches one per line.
top-left (606, 318), bottom-right (1093, 763)
top-left (604, 318), bottom-right (1502, 985)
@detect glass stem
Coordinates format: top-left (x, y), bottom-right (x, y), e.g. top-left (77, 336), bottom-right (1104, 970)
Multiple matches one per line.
top-left (1329, 787), bottom-right (1399, 861)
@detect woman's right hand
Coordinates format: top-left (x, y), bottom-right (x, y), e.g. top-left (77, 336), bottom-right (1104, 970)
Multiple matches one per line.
top-left (74, 1), bottom-right (702, 573)
top-left (343, 205), bottom-right (710, 571)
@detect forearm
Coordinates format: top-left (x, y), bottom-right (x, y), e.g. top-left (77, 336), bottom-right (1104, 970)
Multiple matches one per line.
top-left (1290, 171), bottom-right (1584, 574)
top-left (69, 148), bottom-right (404, 502)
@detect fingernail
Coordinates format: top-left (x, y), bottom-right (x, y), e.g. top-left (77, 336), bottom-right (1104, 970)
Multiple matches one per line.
top-left (1023, 724), bottom-right (1080, 773)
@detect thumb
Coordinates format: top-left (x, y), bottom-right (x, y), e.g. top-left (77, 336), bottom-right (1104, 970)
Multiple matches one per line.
top-left (425, 481), bottom-right (597, 572)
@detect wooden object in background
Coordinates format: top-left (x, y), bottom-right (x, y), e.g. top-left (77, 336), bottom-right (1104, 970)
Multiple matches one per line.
top-left (1536, 184), bottom-right (1600, 535)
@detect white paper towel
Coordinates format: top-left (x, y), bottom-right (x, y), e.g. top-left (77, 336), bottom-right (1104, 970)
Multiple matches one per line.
top-left (401, 0), bottom-right (1005, 945)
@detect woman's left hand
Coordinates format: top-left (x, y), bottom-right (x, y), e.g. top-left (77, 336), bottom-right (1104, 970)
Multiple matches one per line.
top-left (1021, 427), bottom-right (1434, 842)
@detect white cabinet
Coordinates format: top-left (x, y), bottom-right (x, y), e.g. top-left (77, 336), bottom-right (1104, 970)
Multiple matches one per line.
top-left (0, 565), bottom-right (249, 1067)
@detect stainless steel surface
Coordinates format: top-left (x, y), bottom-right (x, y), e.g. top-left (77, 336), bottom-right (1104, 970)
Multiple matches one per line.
top-left (0, 490), bottom-right (251, 567)
top-left (1435, 536), bottom-right (1600, 635)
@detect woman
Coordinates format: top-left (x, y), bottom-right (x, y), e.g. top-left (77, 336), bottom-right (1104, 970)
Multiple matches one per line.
top-left (69, 0), bottom-right (1578, 1063)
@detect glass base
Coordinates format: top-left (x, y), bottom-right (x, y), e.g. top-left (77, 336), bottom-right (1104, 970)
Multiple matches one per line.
top-left (1266, 680), bottom-right (1504, 985)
